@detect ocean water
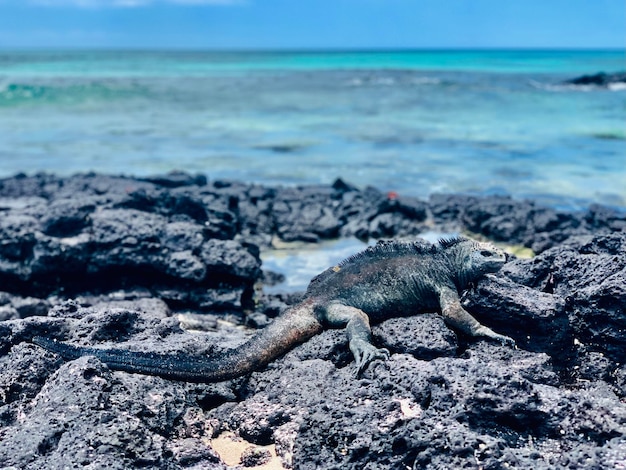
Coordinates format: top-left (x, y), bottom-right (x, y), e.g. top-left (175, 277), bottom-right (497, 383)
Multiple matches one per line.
top-left (0, 49), bottom-right (625, 210)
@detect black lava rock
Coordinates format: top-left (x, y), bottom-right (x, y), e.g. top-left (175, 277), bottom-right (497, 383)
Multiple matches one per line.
top-left (0, 172), bottom-right (624, 469)
top-left (564, 71), bottom-right (626, 87)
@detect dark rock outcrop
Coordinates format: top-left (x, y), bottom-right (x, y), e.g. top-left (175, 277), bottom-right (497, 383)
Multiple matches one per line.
top-left (0, 172), bottom-right (625, 469)
top-left (0, 173), bottom-right (260, 311)
top-left (564, 71), bottom-right (626, 87)
top-left (430, 193), bottom-right (624, 253)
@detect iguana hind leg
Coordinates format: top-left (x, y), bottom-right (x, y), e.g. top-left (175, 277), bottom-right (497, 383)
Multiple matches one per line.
top-left (324, 302), bottom-right (390, 375)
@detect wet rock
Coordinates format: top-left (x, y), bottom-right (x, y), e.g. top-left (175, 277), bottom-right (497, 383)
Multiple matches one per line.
top-left (459, 195), bottom-right (580, 250)
top-left (262, 270), bottom-right (286, 287)
top-left (236, 185), bottom-right (278, 241)
top-left (429, 193), bottom-right (623, 252)
top-left (585, 204), bottom-right (626, 232)
top-left (140, 170), bottom-right (208, 188)
top-left (0, 173), bottom-right (260, 312)
top-left (272, 185), bottom-right (342, 242)
top-left (564, 71), bottom-right (626, 87)
top-left (336, 187), bottom-right (428, 241)
top-left (0, 172), bottom-right (62, 199)
top-left (225, 180), bottom-right (428, 244)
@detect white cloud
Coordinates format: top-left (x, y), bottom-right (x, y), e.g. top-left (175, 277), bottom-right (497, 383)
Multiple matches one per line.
top-left (169, 0), bottom-right (244, 4)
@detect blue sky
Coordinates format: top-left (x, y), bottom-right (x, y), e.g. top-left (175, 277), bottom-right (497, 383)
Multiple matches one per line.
top-left (0, 0), bottom-right (624, 49)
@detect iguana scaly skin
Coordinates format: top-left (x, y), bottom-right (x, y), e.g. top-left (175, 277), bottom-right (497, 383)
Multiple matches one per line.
top-left (32, 237), bottom-right (514, 382)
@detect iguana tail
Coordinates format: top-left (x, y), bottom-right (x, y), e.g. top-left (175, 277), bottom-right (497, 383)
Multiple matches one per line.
top-left (32, 302), bottom-right (323, 383)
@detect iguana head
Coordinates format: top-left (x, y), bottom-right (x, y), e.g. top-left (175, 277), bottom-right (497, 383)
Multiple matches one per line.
top-left (443, 238), bottom-right (507, 287)
top-left (467, 240), bottom-right (507, 274)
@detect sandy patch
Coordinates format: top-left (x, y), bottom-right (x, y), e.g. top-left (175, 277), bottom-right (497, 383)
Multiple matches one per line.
top-left (210, 432), bottom-right (285, 469)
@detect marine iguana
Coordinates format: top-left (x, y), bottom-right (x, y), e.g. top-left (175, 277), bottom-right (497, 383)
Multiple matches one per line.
top-left (32, 236), bottom-right (514, 383)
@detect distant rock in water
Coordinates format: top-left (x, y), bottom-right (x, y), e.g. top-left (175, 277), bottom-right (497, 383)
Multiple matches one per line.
top-left (564, 71), bottom-right (626, 87)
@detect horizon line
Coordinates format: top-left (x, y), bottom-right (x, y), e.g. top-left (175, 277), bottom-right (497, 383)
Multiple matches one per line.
top-left (1, 46), bottom-right (625, 53)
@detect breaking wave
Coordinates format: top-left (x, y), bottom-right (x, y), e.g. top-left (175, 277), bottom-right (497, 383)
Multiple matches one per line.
top-left (529, 79), bottom-right (626, 92)
top-left (346, 74), bottom-right (442, 87)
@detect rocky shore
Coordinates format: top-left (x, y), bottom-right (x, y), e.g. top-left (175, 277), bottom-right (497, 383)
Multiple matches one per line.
top-left (0, 172), bottom-right (624, 469)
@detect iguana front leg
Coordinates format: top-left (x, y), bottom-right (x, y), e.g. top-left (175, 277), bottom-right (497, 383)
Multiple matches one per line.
top-left (437, 286), bottom-right (515, 345)
top-left (325, 302), bottom-right (390, 375)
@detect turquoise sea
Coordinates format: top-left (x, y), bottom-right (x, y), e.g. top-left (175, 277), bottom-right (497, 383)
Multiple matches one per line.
top-left (0, 49), bottom-right (624, 209)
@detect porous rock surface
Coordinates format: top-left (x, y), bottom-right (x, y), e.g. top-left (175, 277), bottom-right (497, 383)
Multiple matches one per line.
top-left (0, 172), bottom-right (624, 469)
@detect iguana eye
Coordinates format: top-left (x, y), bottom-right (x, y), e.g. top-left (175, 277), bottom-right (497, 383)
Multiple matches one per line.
top-left (480, 250), bottom-right (493, 257)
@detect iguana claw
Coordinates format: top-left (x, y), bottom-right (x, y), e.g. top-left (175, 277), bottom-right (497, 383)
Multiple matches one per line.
top-left (352, 341), bottom-right (390, 376)
top-left (476, 326), bottom-right (516, 347)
